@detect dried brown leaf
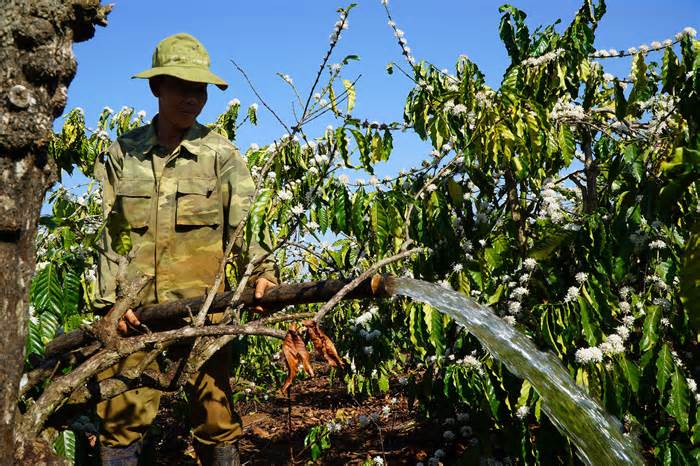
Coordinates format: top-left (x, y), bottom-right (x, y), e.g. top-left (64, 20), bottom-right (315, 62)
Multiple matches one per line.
top-left (302, 320), bottom-right (345, 368)
top-left (280, 325), bottom-right (314, 393)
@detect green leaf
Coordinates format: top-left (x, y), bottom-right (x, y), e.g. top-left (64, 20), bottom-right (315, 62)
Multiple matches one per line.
top-left (31, 263), bottom-right (63, 316)
top-left (661, 48), bottom-right (680, 94)
top-left (40, 310), bottom-right (60, 344)
top-left (617, 355), bottom-right (640, 395)
top-left (666, 367), bottom-right (690, 432)
top-left (531, 230), bottom-right (575, 260)
top-left (640, 305), bottom-right (661, 353)
top-left (614, 80), bottom-right (628, 120)
top-left (342, 79), bottom-right (356, 113)
top-left (62, 269), bottom-right (81, 318)
top-left (481, 372), bottom-right (501, 419)
top-left (557, 125), bottom-right (575, 165)
top-left (423, 304), bottom-right (445, 356)
top-left (371, 200), bottom-right (389, 251)
top-left (53, 430), bottom-right (76, 461)
top-left (342, 54), bottom-right (360, 65)
top-left (26, 317), bottom-right (44, 357)
top-left (317, 204), bottom-right (329, 233)
top-left (408, 305), bottom-right (427, 357)
top-left (333, 188), bottom-right (349, 232)
top-left (246, 188), bottom-right (272, 245)
top-left (349, 129), bottom-right (371, 171)
top-left (656, 343), bottom-right (675, 396)
top-left (577, 297), bottom-right (598, 346)
top-left (680, 222), bottom-right (700, 335)
top-left (447, 180), bottom-right (463, 206)
top-left (247, 104), bottom-right (258, 125)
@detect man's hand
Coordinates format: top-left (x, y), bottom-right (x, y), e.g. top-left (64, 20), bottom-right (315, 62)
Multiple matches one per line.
top-left (117, 309), bottom-right (141, 335)
top-left (253, 277), bottom-right (277, 313)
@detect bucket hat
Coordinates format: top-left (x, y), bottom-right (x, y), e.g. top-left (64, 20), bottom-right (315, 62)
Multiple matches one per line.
top-left (133, 33), bottom-right (228, 90)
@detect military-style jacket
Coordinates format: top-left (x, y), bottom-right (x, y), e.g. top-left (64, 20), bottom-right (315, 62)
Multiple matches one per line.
top-left (94, 118), bottom-right (276, 308)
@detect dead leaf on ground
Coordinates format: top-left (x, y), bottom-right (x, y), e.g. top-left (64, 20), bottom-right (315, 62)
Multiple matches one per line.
top-left (302, 319), bottom-right (345, 368)
top-left (280, 324), bottom-right (314, 393)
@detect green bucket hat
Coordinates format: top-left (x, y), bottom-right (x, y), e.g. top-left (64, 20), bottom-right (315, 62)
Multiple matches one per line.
top-left (133, 33), bottom-right (228, 90)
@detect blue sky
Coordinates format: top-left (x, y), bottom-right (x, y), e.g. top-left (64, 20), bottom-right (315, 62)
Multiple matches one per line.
top-left (63, 0), bottom-right (699, 184)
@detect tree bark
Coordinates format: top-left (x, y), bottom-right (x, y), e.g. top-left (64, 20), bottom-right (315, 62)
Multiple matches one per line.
top-left (0, 0), bottom-right (109, 461)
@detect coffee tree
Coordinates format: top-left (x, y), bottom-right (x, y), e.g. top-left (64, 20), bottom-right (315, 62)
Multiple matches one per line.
top-left (26, 0), bottom-right (699, 463)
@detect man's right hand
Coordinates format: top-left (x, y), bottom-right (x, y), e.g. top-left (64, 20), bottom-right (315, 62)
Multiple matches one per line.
top-left (117, 309), bottom-right (141, 335)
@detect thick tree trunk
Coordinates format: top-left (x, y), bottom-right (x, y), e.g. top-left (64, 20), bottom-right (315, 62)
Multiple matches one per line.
top-left (0, 1), bottom-right (109, 462)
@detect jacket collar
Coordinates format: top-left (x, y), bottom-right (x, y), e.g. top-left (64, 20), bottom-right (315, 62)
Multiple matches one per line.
top-left (141, 115), bottom-right (207, 156)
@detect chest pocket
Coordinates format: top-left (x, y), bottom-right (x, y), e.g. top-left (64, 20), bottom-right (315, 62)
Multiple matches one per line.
top-left (176, 178), bottom-right (221, 226)
top-left (116, 179), bottom-right (153, 229)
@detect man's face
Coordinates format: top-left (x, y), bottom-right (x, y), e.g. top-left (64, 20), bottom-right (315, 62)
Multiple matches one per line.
top-left (153, 76), bottom-right (208, 129)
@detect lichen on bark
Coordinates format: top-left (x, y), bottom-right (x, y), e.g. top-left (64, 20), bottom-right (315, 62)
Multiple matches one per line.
top-left (0, 0), bottom-right (110, 462)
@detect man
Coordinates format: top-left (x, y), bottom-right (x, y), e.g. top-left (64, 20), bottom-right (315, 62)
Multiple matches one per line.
top-left (93, 33), bottom-right (277, 465)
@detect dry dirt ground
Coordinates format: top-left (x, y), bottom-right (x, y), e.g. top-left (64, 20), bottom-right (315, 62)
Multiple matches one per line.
top-left (75, 362), bottom-right (487, 465)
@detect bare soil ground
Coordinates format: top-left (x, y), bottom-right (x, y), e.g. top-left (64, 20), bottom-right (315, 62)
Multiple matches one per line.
top-left (138, 362), bottom-right (473, 465)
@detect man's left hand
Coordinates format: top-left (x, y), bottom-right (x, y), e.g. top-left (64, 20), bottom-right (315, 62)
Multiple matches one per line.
top-left (253, 277), bottom-right (277, 313)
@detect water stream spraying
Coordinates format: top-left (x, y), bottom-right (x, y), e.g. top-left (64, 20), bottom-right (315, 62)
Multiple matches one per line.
top-left (388, 277), bottom-right (643, 466)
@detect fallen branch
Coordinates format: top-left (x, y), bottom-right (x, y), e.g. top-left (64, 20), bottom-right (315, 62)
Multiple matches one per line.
top-left (43, 276), bottom-right (390, 360)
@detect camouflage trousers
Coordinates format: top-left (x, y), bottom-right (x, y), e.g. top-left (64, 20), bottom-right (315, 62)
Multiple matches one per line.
top-left (96, 344), bottom-right (242, 448)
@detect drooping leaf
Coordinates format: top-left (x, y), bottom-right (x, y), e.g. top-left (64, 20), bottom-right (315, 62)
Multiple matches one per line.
top-left (656, 343), bottom-right (675, 397)
top-left (281, 324), bottom-right (314, 393)
top-left (666, 367), bottom-right (690, 432)
top-left (302, 320), bottom-right (344, 368)
top-left (342, 79), bottom-right (356, 113)
top-left (640, 305), bottom-right (661, 353)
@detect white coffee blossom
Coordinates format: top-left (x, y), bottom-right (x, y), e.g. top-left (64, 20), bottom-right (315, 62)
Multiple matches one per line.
top-left (649, 239), bottom-right (666, 250)
top-left (616, 326), bottom-right (630, 341)
top-left (338, 174), bottom-right (350, 185)
top-left (426, 183), bottom-right (438, 192)
top-left (523, 258), bottom-right (537, 271)
top-left (564, 286), bottom-right (580, 303)
top-left (508, 301), bottom-right (522, 314)
top-left (622, 315), bottom-right (636, 327)
top-left (516, 406), bottom-right (529, 420)
top-left (619, 301), bottom-right (631, 314)
top-left (373, 456), bottom-right (384, 466)
top-left (228, 98), bottom-right (240, 108)
top-left (575, 272), bottom-right (588, 284)
top-left (326, 421), bottom-right (342, 433)
top-left (503, 315), bottom-right (516, 326)
top-left (460, 355), bottom-right (483, 374)
top-left (452, 263), bottom-right (463, 273)
top-left (575, 347), bottom-right (603, 364)
top-left (512, 286), bottom-right (529, 300)
top-left (600, 334), bottom-right (625, 355)
top-left (291, 204), bottom-right (304, 215)
top-left (369, 175), bottom-right (379, 186)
